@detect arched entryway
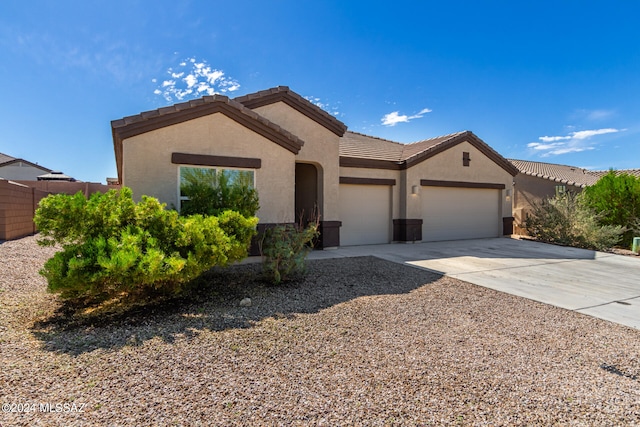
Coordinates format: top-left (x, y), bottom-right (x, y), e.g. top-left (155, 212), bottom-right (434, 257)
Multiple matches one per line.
top-left (295, 162), bottom-right (320, 223)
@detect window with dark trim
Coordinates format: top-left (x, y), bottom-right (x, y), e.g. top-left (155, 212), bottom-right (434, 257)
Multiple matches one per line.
top-left (179, 166), bottom-right (255, 211)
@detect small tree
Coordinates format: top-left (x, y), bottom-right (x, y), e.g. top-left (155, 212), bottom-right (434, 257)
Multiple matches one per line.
top-left (582, 170), bottom-right (640, 248)
top-left (260, 212), bottom-right (320, 285)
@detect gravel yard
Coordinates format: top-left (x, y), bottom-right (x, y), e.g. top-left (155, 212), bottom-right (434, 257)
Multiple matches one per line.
top-left (1, 235), bottom-right (639, 426)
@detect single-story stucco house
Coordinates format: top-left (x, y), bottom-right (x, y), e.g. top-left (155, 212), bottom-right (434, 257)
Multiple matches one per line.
top-left (111, 86), bottom-right (518, 248)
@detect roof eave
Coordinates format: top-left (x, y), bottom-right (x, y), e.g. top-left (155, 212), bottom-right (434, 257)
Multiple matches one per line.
top-left (235, 86), bottom-right (348, 137)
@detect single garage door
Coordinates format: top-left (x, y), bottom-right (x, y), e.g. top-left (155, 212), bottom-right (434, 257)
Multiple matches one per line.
top-left (422, 186), bottom-right (500, 242)
top-left (339, 184), bottom-right (391, 246)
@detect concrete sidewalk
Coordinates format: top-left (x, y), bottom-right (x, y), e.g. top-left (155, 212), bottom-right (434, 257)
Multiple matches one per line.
top-left (308, 237), bottom-right (640, 330)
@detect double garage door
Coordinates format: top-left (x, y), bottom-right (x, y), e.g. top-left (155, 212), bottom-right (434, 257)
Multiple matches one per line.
top-left (339, 183), bottom-right (501, 245)
top-left (422, 186), bottom-right (501, 242)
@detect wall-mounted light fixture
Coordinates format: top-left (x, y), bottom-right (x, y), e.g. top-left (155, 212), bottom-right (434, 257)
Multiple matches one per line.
top-left (505, 189), bottom-right (512, 201)
top-left (412, 185), bottom-right (419, 195)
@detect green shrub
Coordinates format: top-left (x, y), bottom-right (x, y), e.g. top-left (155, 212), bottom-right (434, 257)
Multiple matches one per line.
top-left (34, 188), bottom-right (258, 301)
top-left (260, 219), bottom-right (320, 285)
top-left (582, 170), bottom-right (640, 248)
top-left (524, 192), bottom-right (623, 251)
top-left (179, 168), bottom-right (259, 218)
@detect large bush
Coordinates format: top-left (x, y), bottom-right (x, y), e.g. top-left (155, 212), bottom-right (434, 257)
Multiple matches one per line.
top-left (582, 170), bottom-right (640, 248)
top-left (34, 188), bottom-right (258, 301)
top-left (524, 192), bottom-right (623, 251)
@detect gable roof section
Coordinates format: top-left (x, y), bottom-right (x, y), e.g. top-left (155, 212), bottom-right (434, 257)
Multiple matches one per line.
top-left (0, 152), bottom-right (52, 173)
top-left (340, 131), bottom-right (519, 176)
top-left (234, 86), bottom-right (347, 137)
top-left (111, 94), bottom-right (305, 181)
top-left (509, 159), bottom-right (600, 188)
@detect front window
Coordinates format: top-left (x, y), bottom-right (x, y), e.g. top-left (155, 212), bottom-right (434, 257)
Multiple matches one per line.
top-left (179, 166), bottom-right (255, 212)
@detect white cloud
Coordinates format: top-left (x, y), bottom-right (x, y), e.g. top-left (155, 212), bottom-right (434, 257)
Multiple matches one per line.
top-left (538, 135), bottom-right (571, 143)
top-left (154, 57), bottom-right (240, 102)
top-left (382, 111), bottom-right (409, 126)
top-left (570, 128), bottom-right (619, 140)
top-left (381, 107), bottom-right (432, 126)
top-left (415, 108), bottom-right (433, 116)
top-left (303, 95), bottom-right (341, 116)
top-left (529, 128), bottom-right (623, 157)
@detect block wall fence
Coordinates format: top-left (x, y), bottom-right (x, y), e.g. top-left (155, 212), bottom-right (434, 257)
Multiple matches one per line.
top-left (0, 180), bottom-right (117, 241)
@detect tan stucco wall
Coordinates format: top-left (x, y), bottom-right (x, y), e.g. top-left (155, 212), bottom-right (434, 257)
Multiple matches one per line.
top-left (122, 112), bottom-right (296, 223)
top-left (406, 140), bottom-right (514, 219)
top-left (513, 174), bottom-right (583, 234)
top-left (253, 103), bottom-right (341, 222)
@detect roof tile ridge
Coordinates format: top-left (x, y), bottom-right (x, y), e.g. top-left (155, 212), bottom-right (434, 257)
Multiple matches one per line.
top-left (407, 130), bottom-right (468, 146)
top-left (343, 130), bottom-right (404, 146)
top-left (508, 158), bottom-right (588, 170)
top-left (401, 131), bottom-right (468, 161)
top-left (114, 94), bottom-right (235, 127)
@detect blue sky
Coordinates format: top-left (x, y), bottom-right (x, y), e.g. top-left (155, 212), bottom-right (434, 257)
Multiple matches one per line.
top-left (1, 1), bottom-right (638, 183)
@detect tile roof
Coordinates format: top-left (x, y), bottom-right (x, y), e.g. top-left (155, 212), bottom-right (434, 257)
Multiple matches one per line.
top-left (340, 131), bottom-right (519, 175)
top-left (509, 159), bottom-right (600, 188)
top-left (0, 152), bottom-right (16, 165)
top-left (588, 169), bottom-right (640, 179)
top-left (339, 131), bottom-right (405, 162)
top-left (234, 86), bottom-right (347, 136)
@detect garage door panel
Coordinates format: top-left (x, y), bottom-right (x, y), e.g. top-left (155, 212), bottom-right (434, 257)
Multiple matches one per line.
top-left (339, 184), bottom-right (391, 246)
top-left (422, 187), bottom-right (500, 242)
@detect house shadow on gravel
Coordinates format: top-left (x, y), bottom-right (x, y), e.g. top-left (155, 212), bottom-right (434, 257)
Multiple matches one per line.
top-left (31, 256), bottom-right (441, 356)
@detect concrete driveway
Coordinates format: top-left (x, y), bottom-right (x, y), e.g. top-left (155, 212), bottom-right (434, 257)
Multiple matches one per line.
top-left (309, 238), bottom-right (640, 329)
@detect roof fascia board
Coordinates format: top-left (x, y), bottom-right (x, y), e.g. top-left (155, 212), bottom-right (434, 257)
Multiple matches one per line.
top-left (339, 176), bottom-right (397, 186)
top-left (339, 156), bottom-right (403, 170)
top-left (420, 179), bottom-right (506, 189)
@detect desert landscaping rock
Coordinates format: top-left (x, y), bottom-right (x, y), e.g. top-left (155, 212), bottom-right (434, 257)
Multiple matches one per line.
top-left (1, 235), bottom-right (639, 426)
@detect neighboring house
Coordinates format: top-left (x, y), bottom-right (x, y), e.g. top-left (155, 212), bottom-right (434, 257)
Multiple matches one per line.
top-left (509, 159), bottom-right (601, 234)
top-left (0, 152), bottom-right (52, 181)
top-left (111, 86), bottom-right (518, 247)
top-left (510, 160), bottom-right (640, 234)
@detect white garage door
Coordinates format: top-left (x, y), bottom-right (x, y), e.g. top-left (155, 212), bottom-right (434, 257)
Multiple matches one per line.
top-left (422, 187), bottom-right (500, 242)
top-left (339, 184), bottom-right (391, 246)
